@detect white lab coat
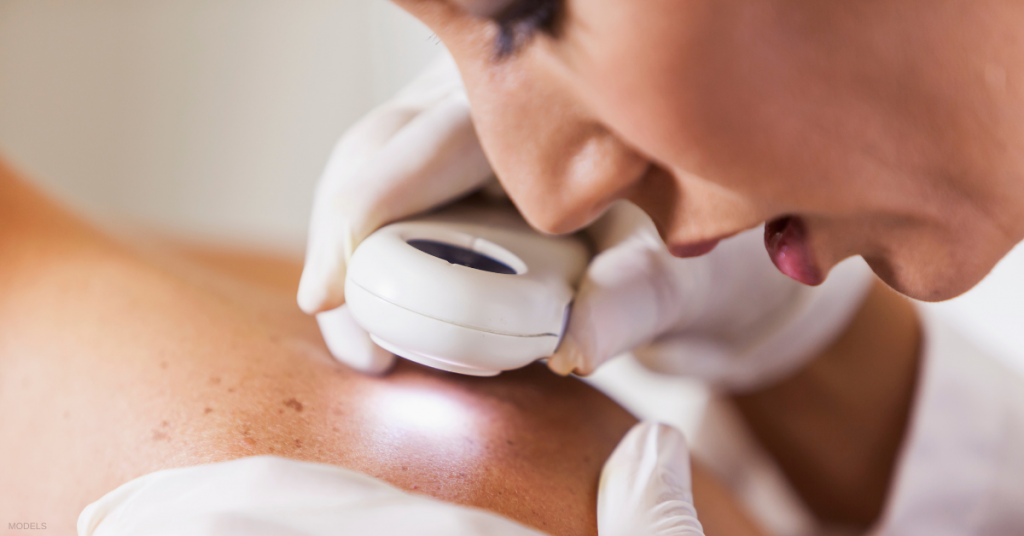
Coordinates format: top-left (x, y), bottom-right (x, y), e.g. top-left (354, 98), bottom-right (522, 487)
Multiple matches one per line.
top-left (873, 307), bottom-right (1024, 535)
top-left (79, 310), bottom-right (1024, 536)
top-left (695, 307), bottom-right (1024, 536)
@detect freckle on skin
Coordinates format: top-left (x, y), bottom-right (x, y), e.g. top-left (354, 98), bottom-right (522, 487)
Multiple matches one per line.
top-left (152, 430), bottom-right (168, 441)
top-left (160, 361), bottom-right (168, 370)
top-left (227, 387), bottom-right (235, 393)
top-left (209, 376), bottom-right (221, 385)
top-left (284, 398), bottom-right (303, 412)
top-left (294, 439), bottom-right (302, 447)
top-left (204, 407), bottom-right (213, 415)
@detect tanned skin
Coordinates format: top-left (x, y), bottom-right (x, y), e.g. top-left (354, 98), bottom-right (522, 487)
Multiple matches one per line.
top-left (0, 158), bottom-right (765, 536)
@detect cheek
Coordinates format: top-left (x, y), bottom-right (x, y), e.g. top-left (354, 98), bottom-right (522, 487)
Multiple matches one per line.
top-left (560, 0), bottom-right (861, 216)
top-left (561, 0), bottom-right (724, 173)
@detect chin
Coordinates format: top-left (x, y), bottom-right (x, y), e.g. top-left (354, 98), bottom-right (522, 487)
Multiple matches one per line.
top-left (865, 251), bottom-right (999, 303)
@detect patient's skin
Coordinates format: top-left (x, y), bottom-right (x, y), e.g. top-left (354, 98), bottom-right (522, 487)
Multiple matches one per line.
top-left (0, 162), bottom-right (764, 535)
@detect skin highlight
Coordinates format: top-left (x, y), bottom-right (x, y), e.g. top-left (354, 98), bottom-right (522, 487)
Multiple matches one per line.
top-left (395, 0), bottom-right (1024, 301)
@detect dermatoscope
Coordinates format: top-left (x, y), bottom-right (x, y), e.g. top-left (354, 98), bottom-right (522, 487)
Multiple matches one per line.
top-left (345, 200), bottom-right (591, 376)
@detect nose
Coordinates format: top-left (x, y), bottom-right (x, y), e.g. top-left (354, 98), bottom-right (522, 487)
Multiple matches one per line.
top-left (501, 127), bottom-right (651, 236)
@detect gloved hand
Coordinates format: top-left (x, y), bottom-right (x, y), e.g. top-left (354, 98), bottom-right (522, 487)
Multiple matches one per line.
top-left (599, 422), bottom-right (705, 536)
top-left (81, 424), bottom-right (704, 536)
top-left (299, 49), bottom-right (874, 390)
top-left (297, 51), bottom-right (493, 374)
top-left (548, 201), bottom-right (875, 391)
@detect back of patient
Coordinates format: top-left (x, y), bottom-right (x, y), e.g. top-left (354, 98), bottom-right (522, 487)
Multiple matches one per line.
top-left (0, 169), bottom-right (639, 536)
top-left (0, 166), bottom-right (762, 536)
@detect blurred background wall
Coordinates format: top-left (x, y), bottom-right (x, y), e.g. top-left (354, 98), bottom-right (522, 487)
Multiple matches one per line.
top-left (1, 0), bottom-right (1022, 376)
top-left (0, 0), bottom-right (440, 252)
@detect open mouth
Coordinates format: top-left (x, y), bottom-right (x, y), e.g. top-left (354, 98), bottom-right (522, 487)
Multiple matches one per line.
top-left (764, 216), bottom-right (824, 286)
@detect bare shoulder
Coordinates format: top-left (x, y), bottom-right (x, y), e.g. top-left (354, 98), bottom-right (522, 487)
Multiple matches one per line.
top-left (0, 185), bottom-right (634, 535)
top-left (0, 166), bottom-right (763, 536)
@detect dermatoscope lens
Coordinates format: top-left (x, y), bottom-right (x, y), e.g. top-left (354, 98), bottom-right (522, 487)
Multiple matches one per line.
top-left (407, 239), bottom-right (517, 275)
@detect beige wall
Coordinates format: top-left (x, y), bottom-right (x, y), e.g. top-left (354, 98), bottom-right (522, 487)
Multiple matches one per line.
top-left (0, 0), bottom-right (440, 252)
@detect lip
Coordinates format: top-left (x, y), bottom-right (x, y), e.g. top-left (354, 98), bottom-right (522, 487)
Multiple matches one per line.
top-left (764, 216), bottom-right (824, 285)
top-left (668, 239), bottom-right (721, 258)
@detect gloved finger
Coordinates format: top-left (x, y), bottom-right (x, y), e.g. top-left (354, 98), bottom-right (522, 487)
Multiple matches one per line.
top-left (297, 107), bottom-right (437, 316)
top-left (298, 91), bottom-right (492, 314)
top-left (298, 91), bottom-right (493, 313)
top-left (344, 90), bottom-right (494, 247)
top-left (297, 51), bottom-right (464, 317)
top-left (317, 306), bottom-right (396, 375)
top-left (313, 52), bottom-right (466, 215)
top-left (598, 422), bottom-right (704, 536)
top-left (548, 203), bottom-right (707, 376)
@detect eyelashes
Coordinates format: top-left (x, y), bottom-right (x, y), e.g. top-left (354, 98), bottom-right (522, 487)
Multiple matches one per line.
top-left (492, 0), bottom-right (563, 58)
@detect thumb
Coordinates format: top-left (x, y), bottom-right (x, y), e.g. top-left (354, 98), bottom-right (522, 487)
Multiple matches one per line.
top-left (316, 306), bottom-right (396, 375)
top-left (598, 422), bottom-right (705, 536)
top-left (548, 207), bottom-right (707, 376)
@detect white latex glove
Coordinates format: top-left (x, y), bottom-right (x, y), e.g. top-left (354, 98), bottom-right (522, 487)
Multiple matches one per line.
top-left (599, 422), bottom-right (705, 536)
top-left (548, 201), bottom-right (874, 391)
top-left (79, 431), bottom-right (704, 536)
top-left (298, 50), bottom-right (493, 373)
top-left (79, 456), bottom-right (548, 536)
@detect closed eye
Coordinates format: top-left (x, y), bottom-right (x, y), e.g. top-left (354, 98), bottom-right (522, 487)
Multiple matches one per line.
top-left (492, 0), bottom-right (563, 58)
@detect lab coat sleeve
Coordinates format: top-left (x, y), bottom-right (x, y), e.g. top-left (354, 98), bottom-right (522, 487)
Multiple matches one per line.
top-left (77, 456), bottom-right (547, 536)
top-left (872, 308), bottom-right (1024, 536)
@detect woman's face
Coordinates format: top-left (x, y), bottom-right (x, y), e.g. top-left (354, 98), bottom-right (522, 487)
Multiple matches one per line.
top-left (396, 0), bottom-right (1024, 301)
